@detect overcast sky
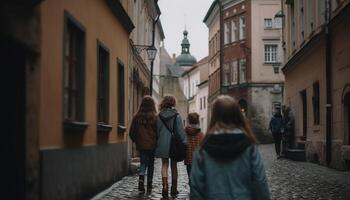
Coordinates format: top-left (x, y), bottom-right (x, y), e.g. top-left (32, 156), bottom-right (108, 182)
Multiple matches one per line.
top-left (158, 0), bottom-right (213, 61)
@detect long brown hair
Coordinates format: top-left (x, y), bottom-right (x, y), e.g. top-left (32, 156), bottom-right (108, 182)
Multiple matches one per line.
top-left (203, 95), bottom-right (257, 144)
top-left (133, 96), bottom-right (157, 125)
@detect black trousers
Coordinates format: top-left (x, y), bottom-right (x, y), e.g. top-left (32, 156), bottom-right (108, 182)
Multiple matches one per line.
top-left (272, 132), bottom-right (282, 156)
top-left (186, 165), bottom-right (191, 184)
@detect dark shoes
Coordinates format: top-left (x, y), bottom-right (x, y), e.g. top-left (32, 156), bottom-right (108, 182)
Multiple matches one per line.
top-left (138, 175), bottom-right (145, 192)
top-left (146, 182), bottom-right (152, 192)
top-left (162, 177), bottom-right (168, 197)
top-left (170, 179), bottom-right (179, 196)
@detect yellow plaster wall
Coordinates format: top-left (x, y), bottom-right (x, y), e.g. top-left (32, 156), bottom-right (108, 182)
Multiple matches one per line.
top-left (40, 0), bottom-right (129, 149)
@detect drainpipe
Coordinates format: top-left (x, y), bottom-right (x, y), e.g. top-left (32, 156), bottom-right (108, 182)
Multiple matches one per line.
top-left (219, 0), bottom-right (224, 94)
top-left (325, 0), bottom-right (332, 166)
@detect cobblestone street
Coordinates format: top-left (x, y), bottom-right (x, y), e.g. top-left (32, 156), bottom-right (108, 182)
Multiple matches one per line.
top-left (92, 145), bottom-right (350, 200)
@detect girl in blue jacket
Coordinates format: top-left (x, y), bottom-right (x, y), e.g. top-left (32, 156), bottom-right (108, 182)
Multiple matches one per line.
top-left (190, 95), bottom-right (270, 200)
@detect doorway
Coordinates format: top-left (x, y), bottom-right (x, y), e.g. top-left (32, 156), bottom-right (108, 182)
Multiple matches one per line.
top-left (300, 90), bottom-right (307, 139)
top-left (1, 40), bottom-right (26, 199)
top-left (344, 92), bottom-right (350, 145)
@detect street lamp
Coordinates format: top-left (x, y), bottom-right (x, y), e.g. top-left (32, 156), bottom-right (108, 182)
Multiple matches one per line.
top-left (146, 46), bottom-right (157, 62)
top-left (272, 62), bottom-right (281, 74)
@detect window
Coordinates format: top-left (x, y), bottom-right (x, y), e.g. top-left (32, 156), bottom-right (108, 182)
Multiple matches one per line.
top-left (300, 0), bottom-right (305, 40)
top-left (224, 22), bottom-right (229, 44)
top-left (200, 97), bottom-right (202, 110)
top-left (312, 82), bottom-right (320, 125)
top-left (223, 64), bottom-right (230, 86)
top-left (290, 3), bottom-right (296, 48)
top-left (264, 18), bottom-right (273, 29)
top-left (231, 61), bottom-right (238, 85)
top-left (319, 0), bottom-right (326, 24)
top-left (192, 82), bottom-right (195, 96)
top-left (308, 0), bottom-right (315, 31)
top-left (239, 15), bottom-right (246, 40)
top-left (264, 44), bottom-right (278, 63)
top-left (231, 18), bottom-right (238, 42)
top-left (204, 96), bottom-right (206, 108)
top-left (239, 59), bottom-right (246, 83)
top-left (97, 44), bottom-right (110, 124)
top-left (118, 61), bottom-right (125, 128)
top-left (63, 16), bottom-right (85, 122)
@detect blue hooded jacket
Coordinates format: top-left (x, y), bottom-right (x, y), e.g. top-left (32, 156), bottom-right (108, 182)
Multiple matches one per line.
top-left (190, 129), bottom-right (270, 200)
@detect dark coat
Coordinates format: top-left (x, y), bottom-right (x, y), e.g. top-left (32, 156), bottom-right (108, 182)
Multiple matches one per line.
top-left (269, 114), bottom-right (284, 134)
top-left (129, 115), bottom-right (157, 150)
top-left (185, 126), bottom-right (203, 165)
top-left (190, 129), bottom-right (270, 200)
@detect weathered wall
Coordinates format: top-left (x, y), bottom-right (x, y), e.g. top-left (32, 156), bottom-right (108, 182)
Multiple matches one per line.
top-left (41, 142), bottom-right (128, 199)
top-left (40, 0), bottom-right (129, 148)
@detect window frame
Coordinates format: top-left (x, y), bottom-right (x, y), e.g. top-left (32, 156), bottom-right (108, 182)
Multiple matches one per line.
top-left (223, 63), bottom-right (230, 86)
top-left (239, 15), bottom-right (246, 40)
top-left (62, 11), bottom-right (88, 132)
top-left (239, 58), bottom-right (246, 83)
top-left (117, 59), bottom-right (126, 133)
top-left (312, 81), bottom-right (320, 125)
top-left (264, 44), bottom-right (278, 63)
top-left (231, 18), bottom-right (238, 43)
top-left (264, 18), bottom-right (273, 29)
top-left (97, 40), bottom-right (112, 133)
top-left (231, 60), bottom-right (238, 85)
top-left (224, 22), bottom-right (230, 45)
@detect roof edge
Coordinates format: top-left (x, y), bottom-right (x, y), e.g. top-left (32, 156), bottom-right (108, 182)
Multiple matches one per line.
top-left (203, 0), bottom-right (218, 23)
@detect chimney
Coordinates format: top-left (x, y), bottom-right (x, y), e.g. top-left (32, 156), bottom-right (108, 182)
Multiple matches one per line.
top-left (172, 53), bottom-right (176, 64)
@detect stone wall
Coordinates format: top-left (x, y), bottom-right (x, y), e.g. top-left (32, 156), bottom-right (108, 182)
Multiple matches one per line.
top-left (41, 142), bottom-right (129, 200)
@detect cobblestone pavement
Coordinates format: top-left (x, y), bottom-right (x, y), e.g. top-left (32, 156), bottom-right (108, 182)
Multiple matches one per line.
top-left (92, 145), bottom-right (350, 200)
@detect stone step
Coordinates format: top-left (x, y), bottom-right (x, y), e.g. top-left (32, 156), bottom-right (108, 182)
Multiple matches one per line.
top-left (286, 148), bottom-right (306, 161)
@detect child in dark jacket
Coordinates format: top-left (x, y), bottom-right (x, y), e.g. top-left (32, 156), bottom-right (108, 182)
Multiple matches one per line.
top-left (184, 113), bottom-right (203, 184)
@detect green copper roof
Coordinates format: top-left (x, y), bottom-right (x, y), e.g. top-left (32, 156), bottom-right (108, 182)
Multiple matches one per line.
top-left (176, 30), bottom-right (197, 66)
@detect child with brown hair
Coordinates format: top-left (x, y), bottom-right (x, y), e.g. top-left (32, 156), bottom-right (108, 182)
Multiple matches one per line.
top-left (129, 96), bottom-right (158, 193)
top-left (190, 95), bottom-right (270, 199)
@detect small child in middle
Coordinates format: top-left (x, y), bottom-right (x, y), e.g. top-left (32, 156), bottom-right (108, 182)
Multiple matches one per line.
top-left (184, 112), bottom-right (203, 184)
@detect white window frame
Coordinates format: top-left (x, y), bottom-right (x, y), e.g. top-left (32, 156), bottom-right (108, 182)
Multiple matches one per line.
top-left (264, 18), bottom-right (273, 29)
top-left (231, 18), bottom-right (238, 42)
top-left (264, 44), bottom-right (278, 63)
top-left (231, 61), bottom-right (238, 85)
top-left (223, 64), bottom-right (230, 86)
top-left (224, 22), bottom-right (229, 45)
top-left (239, 15), bottom-right (246, 40)
top-left (239, 59), bottom-right (246, 83)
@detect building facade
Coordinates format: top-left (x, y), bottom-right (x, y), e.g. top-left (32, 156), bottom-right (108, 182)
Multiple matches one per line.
top-left (204, 0), bottom-right (283, 142)
top-left (204, 1), bottom-right (221, 122)
top-left (282, 0), bottom-right (350, 170)
top-left (1, 0), bottom-right (135, 199)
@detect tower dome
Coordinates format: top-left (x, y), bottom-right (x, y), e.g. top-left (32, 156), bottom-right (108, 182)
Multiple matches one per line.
top-left (175, 30), bottom-right (197, 66)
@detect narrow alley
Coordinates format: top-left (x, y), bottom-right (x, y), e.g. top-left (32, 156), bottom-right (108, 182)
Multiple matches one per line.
top-left (93, 145), bottom-right (350, 200)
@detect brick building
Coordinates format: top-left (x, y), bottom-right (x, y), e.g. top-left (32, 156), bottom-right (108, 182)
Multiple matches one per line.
top-left (204, 0), bottom-right (283, 141)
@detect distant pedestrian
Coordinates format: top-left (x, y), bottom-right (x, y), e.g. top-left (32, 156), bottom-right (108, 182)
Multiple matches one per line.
top-left (184, 112), bottom-right (204, 184)
top-left (190, 95), bottom-right (270, 200)
top-left (155, 95), bottom-right (187, 197)
top-left (269, 107), bottom-right (284, 158)
top-left (282, 105), bottom-right (295, 155)
top-left (129, 96), bottom-right (158, 193)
